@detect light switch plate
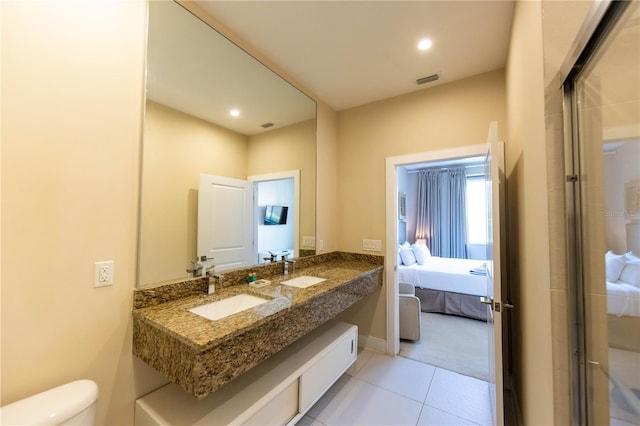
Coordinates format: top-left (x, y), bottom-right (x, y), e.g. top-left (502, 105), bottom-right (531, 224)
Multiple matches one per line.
top-left (303, 236), bottom-right (316, 247)
top-left (363, 239), bottom-right (382, 252)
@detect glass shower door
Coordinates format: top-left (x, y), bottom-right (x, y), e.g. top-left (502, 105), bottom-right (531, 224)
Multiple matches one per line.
top-left (571, 2), bottom-right (640, 425)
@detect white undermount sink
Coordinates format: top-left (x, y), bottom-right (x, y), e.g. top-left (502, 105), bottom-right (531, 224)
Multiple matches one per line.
top-left (189, 294), bottom-right (269, 321)
top-left (281, 275), bottom-right (327, 289)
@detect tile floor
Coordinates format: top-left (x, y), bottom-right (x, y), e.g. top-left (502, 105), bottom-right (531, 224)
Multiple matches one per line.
top-left (609, 347), bottom-right (640, 426)
top-left (297, 349), bottom-right (493, 426)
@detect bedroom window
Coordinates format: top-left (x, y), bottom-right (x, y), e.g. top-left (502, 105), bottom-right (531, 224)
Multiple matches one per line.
top-left (466, 177), bottom-right (487, 244)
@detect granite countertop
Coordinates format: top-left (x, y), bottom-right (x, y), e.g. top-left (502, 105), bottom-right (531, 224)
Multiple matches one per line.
top-left (133, 252), bottom-right (384, 398)
top-left (134, 259), bottom-right (379, 350)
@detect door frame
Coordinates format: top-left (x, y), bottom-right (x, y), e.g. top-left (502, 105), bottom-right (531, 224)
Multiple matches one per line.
top-left (248, 170), bottom-right (301, 262)
top-left (384, 144), bottom-right (487, 355)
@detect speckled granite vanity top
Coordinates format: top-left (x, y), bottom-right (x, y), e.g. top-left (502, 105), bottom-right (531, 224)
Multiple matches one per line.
top-left (134, 260), bottom-right (378, 349)
top-left (133, 252), bottom-right (383, 398)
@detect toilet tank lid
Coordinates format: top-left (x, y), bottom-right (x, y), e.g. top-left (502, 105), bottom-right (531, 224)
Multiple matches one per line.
top-left (0, 379), bottom-right (98, 425)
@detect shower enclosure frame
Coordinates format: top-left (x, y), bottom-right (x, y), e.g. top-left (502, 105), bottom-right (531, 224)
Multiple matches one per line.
top-left (562, 1), bottom-right (635, 424)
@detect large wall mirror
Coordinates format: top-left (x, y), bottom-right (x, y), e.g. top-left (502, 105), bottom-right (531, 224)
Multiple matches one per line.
top-left (138, 0), bottom-right (317, 288)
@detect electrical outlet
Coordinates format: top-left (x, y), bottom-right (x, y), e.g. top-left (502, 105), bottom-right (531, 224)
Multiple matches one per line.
top-left (303, 236), bottom-right (316, 247)
top-left (363, 239), bottom-right (382, 252)
top-left (94, 261), bottom-right (114, 287)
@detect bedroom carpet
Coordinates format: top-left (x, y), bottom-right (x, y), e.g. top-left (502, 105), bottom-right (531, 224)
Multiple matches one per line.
top-left (399, 312), bottom-right (490, 382)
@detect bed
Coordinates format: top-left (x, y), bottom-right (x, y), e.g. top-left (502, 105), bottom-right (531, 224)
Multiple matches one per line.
top-left (607, 282), bottom-right (640, 352)
top-left (607, 281), bottom-right (640, 318)
top-left (398, 256), bottom-right (489, 321)
top-left (606, 252), bottom-right (640, 352)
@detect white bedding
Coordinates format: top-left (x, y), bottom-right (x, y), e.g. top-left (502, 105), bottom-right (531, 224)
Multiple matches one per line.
top-left (607, 281), bottom-right (640, 317)
top-left (399, 257), bottom-right (640, 316)
top-left (398, 257), bottom-right (487, 297)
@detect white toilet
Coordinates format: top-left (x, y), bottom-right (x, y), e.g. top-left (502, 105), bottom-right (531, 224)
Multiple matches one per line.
top-left (0, 379), bottom-right (98, 425)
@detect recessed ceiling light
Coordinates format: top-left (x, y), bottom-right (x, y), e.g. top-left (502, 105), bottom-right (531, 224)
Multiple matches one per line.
top-left (230, 109), bottom-right (240, 117)
top-left (418, 39), bottom-right (432, 51)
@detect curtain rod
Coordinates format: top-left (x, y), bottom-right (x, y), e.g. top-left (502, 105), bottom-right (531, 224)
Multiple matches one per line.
top-left (407, 165), bottom-right (482, 174)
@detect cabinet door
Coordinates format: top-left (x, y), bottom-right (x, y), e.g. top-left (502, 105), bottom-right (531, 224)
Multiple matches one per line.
top-left (299, 328), bottom-right (357, 412)
top-left (244, 379), bottom-right (299, 426)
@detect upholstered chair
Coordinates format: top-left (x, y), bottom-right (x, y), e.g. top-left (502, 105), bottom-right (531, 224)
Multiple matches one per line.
top-left (399, 282), bottom-right (421, 341)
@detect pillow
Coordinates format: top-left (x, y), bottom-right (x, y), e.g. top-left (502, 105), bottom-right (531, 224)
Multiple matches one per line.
top-left (399, 247), bottom-right (417, 266)
top-left (619, 262), bottom-right (640, 287)
top-left (397, 244), bottom-right (405, 264)
top-left (625, 251), bottom-right (640, 263)
top-left (605, 254), bottom-right (626, 282)
top-left (412, 243), bottom-right (431, 265)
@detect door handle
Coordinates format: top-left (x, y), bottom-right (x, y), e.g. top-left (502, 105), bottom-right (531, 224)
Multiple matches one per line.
top-left (480, 297), bottom-right (494, 309)
top-left (480, 297), bottom-right (514, 312)
top-left (494, 302), bottom-right (513, 312)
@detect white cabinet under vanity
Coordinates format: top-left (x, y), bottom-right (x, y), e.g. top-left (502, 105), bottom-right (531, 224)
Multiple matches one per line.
top-left (135, 320), bottom-right (357, 426)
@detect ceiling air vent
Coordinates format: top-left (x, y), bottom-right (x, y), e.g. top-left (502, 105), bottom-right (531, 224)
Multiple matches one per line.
top-left (261, 122), bottom-right (275, 129)
top-left (416, 74), bottom-right (439, 85)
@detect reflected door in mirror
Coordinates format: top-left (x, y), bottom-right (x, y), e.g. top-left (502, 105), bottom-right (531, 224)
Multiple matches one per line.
top-left (198, 174), bottom-right (254, 271)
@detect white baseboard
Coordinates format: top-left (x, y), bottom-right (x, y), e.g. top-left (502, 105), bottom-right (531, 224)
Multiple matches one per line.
top-left (358, 334), bottom-right (387, 353)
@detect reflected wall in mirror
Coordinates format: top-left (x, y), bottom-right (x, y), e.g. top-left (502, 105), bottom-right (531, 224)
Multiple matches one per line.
top-left (138, 0), bottom-right (317, 288)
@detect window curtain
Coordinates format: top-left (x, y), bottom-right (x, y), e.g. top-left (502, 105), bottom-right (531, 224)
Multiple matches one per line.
top-left (415, 167), bottom-right (468, 258)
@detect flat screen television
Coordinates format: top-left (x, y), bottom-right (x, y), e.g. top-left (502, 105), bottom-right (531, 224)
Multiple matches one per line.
top-left (264, 205), bottom-right (288, 225)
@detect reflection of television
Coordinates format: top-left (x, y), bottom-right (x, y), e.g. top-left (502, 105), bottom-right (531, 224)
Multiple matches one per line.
top-left (264, 205), bottom-right (288, 225)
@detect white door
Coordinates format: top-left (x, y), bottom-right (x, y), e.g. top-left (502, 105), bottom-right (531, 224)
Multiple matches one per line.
top-left (198, 174), bottom-right (254, 271)
top-left (483, 121), bottom-right (508, 425)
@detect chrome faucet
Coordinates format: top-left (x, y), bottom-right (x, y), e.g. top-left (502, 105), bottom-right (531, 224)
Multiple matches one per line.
top-left (186, 260), bottom-right (203, 277)
top-left (283, 259), bottom-right (296, 276)
top-left (206, 269), bottom-right (223, 295)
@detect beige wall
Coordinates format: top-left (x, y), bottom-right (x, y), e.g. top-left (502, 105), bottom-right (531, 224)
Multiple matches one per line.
top-left (0, 1), bottom-right (157, 424)
top-left (247, 119), bottom-right (317, 246)
top-left (316, 101), bottom-right (339, 254)
top-left (1, 2), bottom-right (336, 425)
top-left (139, 101), bottom-right (247, 286)
top-left (335, 69), bottom-right (507, 339)
top-left (505, 1), bottom-right (555, 424)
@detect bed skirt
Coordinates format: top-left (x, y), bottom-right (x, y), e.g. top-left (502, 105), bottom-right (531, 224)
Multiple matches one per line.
top-left (608, 314), bottom-right (640, 352)
top-left (414, 288), bottom-right (488, 322)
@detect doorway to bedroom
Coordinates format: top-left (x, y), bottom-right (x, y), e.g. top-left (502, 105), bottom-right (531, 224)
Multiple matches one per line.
top-left (386, 131), bottom-right (513, 423)
top-left (385, 143), bottom-right (495, 376)
top-left (395, 155), bottom-right (491, 382)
